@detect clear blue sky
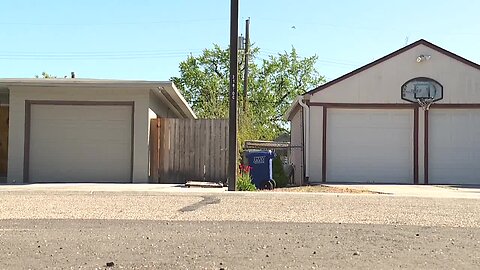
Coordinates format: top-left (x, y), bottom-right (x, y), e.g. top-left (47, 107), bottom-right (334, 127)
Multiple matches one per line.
top-left (2, 0), bottom-right (479, 83)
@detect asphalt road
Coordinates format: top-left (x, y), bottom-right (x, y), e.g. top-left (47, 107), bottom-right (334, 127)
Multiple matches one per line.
top-left (0, 219), bottom-right (479, 269)
top-left (0, 188), bottom-right (479, 269)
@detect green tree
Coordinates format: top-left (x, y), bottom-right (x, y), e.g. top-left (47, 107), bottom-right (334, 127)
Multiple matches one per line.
top-left (35, 72), bottom-right (57, 78)
top-left (172, 45), bottom-right (231, 118)
top-left (172, 45), bottom-right (325, 143)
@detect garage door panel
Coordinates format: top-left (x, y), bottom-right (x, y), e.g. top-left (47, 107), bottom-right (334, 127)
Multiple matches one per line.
top-left (326, 109), bottom-right (413, 183)
top-left (29, 104), bottom-right (132, 183)
top-left (31, 121), bottom-right (131, 142)
top-left (429, 109), bottom-right (480, 184)
top-left (335, 129), bottom-right (409, 146)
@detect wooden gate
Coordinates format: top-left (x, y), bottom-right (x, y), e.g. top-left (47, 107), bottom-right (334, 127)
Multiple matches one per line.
top-left (150, 118), bottom-right (229, 184)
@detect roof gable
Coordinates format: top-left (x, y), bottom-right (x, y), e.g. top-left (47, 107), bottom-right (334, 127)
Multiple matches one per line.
top-left (306, 39), bottom-right (480, 95)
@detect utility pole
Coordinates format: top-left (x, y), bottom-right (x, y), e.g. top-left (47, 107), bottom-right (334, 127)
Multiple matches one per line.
top-left (228, 0), bottom-right (239, 191)
top-left (243, 18), bottom-right (250, 112)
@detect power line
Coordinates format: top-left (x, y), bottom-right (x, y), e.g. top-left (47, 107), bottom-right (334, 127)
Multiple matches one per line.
top-left (316, 59), bottom-right (361, 67)
top-left (0, 18), bottom-right (228, 26)
top-left (256, 51), bottom-right (360, 67)
top-left (0, 50), bottom-right (203, 60)
top-left (0, 47), bottom-right (361, 67)
top-left (0, 49), bottom-right (203, 54)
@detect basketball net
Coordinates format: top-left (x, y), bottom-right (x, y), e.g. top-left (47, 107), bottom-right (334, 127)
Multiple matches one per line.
top-left (417, 98), bottom-right (434, 111)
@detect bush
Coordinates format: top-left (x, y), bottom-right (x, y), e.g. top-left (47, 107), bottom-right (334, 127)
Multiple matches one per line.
top-left (236, 164), bottom-right (256, 191)
top-left (272, 155), bottom-right (288, 187)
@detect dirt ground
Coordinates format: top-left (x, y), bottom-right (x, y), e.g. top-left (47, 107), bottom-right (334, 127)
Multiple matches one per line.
top-left (0, 219), bottom-right (478, 269)
top-left (273, 184), bottom-right (379, 194)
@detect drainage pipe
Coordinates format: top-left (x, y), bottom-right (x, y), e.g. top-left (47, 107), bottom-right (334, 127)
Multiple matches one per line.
top-left (298, 96), bottom-right (310, 182)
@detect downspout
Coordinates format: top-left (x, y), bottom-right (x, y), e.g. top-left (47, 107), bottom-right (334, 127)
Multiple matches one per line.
top-left (298, 95), bottom-right (310, 183)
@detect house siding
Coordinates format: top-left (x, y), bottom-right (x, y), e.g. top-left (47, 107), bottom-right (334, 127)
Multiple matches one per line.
top-left (7, 86), bottom-right (153, 184)
top-left (309, 44), bottom-right (480, 104)
top-left (289, 107), bottom-right (303, 185)
top-left (301, 42), bottom-right (480, 184)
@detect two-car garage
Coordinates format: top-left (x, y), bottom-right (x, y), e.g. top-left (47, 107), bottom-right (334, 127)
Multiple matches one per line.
top-left (324, 106), bottom-right (480, 185)
top-left (288, 39), bottom-right (480, 185)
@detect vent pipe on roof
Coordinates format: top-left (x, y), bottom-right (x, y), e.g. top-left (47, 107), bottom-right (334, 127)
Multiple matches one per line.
top-left (71, 72), bottom-right (75, 78)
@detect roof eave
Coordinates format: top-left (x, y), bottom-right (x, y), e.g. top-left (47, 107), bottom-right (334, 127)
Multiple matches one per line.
top-left (0, 78), bottom-right (173, 88)
top-left (284, 96), bottom-right (303, 121)
top-left (157, 82), bottom-right (197, 119)
top-left (305, 39), bottom-right (480, 95)
top-left (0, 78), bottom-right (197, 119)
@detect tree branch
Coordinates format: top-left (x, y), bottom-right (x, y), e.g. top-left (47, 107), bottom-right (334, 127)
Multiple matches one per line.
top-left (212, 60), bottom-right (223, 78)
top-left (276, 91), bottom-right (291, 106)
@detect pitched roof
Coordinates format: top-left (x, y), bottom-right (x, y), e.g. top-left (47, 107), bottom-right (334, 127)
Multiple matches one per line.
top-left (284, 96), bottom-right (302, 121)
top-left (306, 39), bottom-right (480, 95)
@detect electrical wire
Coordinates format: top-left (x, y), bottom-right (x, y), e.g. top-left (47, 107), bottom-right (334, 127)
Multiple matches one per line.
top-left (0, 47), bottom-right (361, 68)
top-left (0, 18), bottom-right (228, 26)
top-left (0, 50), bottom-right (203, 60)
top-left (257, 51), bottom-right (361, 67)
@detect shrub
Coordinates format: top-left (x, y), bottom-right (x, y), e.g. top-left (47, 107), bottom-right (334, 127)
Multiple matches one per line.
top-left (236, 164), bottom-right (256, 191)
top-left (272, 155), bottom-right (288, 187)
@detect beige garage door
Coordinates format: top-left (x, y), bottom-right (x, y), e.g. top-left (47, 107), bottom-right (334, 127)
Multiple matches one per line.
top-left (429, 109), bottom-right (480, 185)
top-left (28, 104), bottom-right (132, 183)
top-left (326, 108), bottom-right (414, 183)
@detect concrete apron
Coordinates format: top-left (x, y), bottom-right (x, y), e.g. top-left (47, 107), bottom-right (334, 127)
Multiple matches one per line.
top-left (0, 183), bottom-right (228, 193)
top-left (323, 184), bottom-right (480, 199)
top-left (1, 183), bottom-right (480, 199)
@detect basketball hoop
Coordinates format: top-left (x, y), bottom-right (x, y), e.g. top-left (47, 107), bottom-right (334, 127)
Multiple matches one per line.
top-left (416, 97), bottom-right (434, 111)
top-left (401, 77), bottom-right (443, 110)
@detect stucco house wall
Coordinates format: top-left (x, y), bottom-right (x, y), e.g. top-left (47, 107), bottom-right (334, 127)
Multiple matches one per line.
top-left (1, 79), bottom-right (195, 184)
top-left (287, 39), bottom-right (480, 185)
top-left (289, 106), bottom-right (303, 185)
top-left (309, 43), bottom-right (480, 104)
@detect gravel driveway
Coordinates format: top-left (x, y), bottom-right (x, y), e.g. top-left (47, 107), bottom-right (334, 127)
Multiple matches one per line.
top-left (0, 191), bottom-right (479, 227)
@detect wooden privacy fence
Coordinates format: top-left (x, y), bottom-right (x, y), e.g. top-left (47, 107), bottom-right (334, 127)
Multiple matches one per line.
top-left (150, 118), bottom-right (229, 184)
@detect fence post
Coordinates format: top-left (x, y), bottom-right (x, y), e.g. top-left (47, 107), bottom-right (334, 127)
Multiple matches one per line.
top-left (149, 118), bottom-right (160, 183)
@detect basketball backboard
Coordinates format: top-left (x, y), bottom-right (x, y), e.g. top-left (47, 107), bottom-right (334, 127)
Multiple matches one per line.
top-left (401, 77), bottom-right (443, 110)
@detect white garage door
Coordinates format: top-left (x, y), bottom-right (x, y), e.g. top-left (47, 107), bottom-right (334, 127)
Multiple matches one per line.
top-left (429, 109), bottom-right (480, 184)
top-left (326, 108), bottom-right (413, 183)
top-left (29, 104), bottom-right (132, 183)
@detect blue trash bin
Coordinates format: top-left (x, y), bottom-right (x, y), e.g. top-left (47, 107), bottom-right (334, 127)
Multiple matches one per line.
top-left (245, 150), bottom-right (276, 189)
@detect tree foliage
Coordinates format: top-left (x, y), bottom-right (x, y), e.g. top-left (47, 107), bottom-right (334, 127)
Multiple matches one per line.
top-left (35, 72), bottom-right (57, 78)
top-left (172, 45), bottom-right (325, 142)
top-left (172, 45), bottom-right (230, 118)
